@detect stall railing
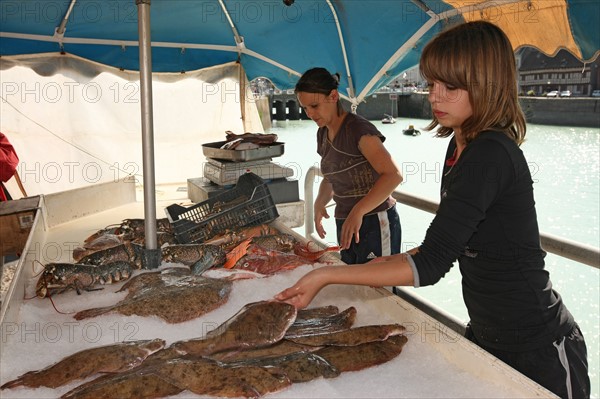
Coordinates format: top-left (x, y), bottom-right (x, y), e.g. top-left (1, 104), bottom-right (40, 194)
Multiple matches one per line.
top-left (303, 166), bottom-right (600, 333)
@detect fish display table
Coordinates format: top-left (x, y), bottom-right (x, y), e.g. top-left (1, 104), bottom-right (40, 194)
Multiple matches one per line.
top-left (0, 181), bottom-right (556, 398)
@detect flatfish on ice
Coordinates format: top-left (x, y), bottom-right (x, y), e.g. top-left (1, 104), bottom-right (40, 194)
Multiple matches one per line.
top-left (116, 267), bottom-right (191, 299)
top-left (154, 357), bottom-right (291, 397)
top-left (171, 300), bottom-right (297, 356)
top-left (60, 365), bottom-right (183, 399)
top-left (284, 306), bottom-right (357, 338)
top-left (288, 323), bottom-right (406, 347)
top-left (295, 305), bottom-right (340, 319)
top-left (315, 334), bottom-right (409, 372)
top-left (1, 339), bottom-right (165, 390)
top-left (209, 339), bottom-right (321, 364)
top-left (62, 356), bottom-right (291, 399)
top-left (241, 351), bottom-right (341, 383)
top-left (74, 276), bottom-right (232, 323)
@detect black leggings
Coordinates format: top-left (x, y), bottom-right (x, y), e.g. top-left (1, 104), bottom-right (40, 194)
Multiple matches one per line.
top-left (466, 324), bottom-right (590, 398)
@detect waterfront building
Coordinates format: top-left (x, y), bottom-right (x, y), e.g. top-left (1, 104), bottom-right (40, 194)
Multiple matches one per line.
top-left (517, 48), bottom-right (600, 96)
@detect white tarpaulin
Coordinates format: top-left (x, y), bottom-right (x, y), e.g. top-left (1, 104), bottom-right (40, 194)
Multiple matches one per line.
top-left (0, 56), bottom-right (263, 197)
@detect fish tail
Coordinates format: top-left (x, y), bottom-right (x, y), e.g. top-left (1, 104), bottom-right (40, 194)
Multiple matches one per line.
top-left (73, 306), bottom-right (111, 321)
top-left (0, 371), bottom-right (36, 390)
top-left (223, 239), bottom-right (251, 269)
top-left (1, 378), bottom-right (23, 390)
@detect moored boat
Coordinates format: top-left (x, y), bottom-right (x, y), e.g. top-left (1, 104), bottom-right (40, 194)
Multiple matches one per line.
top-left (403, 124), bottom-right (420, 136)
top-left (382, 114), bottom-right (396, 124)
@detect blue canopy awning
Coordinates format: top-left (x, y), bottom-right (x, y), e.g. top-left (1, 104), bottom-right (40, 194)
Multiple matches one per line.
top-left (2, 0), bottom-right (598, 105)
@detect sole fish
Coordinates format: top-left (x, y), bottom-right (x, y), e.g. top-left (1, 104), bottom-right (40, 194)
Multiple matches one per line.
top-left (116, 267), bottom-right (191, 299)
top-left (172, 300), bottom-right (297, 356)
top-left (316, 334), bottom-right (409, 372)
top-left (63, 355), bottom-right (290, 399)
top-left (210, 339), bottom-right (321, 364)
top-left (61, 366), bottom-right (183, 399)
top-left (74, 277), bottom-right (232, 324)
top-left (154, 357), bottom-right (291, 398)
top-left (295, 305), bottom-right (339, 319)
top-left (248, 352), bottom-right (340, 383)
top-left (284, 306), bottom-right (357, 338)
top-left (1, 339), bottom-right (165, 390)
top-left (288, 323), bottom-right (406, 346)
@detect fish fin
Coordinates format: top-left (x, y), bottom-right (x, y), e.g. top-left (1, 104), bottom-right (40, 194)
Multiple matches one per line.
top-left (223, 239), bottom-right (251, 269)
top-left (73, 305), bottom-right (112, 321)
top-left (0, 373), bottom-right (32, 390)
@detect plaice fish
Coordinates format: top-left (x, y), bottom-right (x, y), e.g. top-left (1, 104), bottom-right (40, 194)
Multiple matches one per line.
top-left (171, 300), bottom-right (297, 356)
top-left (295, 305), bottom-right (340, 319)
top-left (63, 356), bottom-right (291, 399)
top-left (0, 339), bottom-right (165, 390)
top-left (284, 306), bottom-right (357, 338)
top-left (61, 370), bottom-right (183, 399)
top-left (287, 324), bottom-right (406, 347)
top-left (315, 334), bottom-right (409, 372)
top-left (240, 351), bottom-right (341, 383)
top-left (74, 276), bottom-right (232, 323)
top-left (153, 357), bottom-right (291, 398)
top-left (116, 267), bottom-right (191, 299)
top-left (209, 339), bottom-right (321, 364)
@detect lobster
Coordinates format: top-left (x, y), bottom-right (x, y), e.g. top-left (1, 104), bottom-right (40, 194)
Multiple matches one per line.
top-left (35, 261), bottom-right (133, 298)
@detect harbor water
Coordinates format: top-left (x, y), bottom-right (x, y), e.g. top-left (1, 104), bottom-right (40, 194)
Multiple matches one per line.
top-left (268, 117), bottom-right (600, 397)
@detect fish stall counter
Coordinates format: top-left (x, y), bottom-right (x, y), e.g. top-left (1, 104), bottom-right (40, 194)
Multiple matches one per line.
top-left (0, 179), bottom-right (557, 398)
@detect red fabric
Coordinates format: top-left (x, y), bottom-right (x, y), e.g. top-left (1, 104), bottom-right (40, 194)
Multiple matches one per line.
top-left (445, 148), bottom-right (458, 166)
top-left (0, 133), bottom-right (19, 201)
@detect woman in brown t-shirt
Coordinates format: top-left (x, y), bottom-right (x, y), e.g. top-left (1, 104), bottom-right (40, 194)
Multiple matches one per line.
top-left (295, 68), bottom-right (403, 264)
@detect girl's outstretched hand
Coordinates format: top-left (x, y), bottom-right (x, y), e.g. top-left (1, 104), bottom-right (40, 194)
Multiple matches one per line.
top-left (274, 268), bottom-right (329, 309)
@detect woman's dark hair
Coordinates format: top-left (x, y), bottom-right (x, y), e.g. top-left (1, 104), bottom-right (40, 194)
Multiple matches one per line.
top-left (295, 67), bottom-right (339, 94)
top-left (295, 67), bottom-right (344, 115)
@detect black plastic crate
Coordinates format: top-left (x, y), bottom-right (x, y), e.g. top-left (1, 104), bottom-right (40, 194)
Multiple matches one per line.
top-left (165, 172), bottom-right (279, 244)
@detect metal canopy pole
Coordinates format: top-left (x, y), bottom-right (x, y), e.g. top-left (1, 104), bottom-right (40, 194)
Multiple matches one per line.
top-left (136, 0), bottom-right (160, 268)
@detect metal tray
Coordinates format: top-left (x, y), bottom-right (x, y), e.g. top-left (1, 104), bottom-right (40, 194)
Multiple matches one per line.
top-left (202, 141), bottom-right (285, 161)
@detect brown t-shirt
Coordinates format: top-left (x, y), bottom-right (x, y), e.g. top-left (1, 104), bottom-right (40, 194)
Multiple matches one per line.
top-left (317, 113), bottom-right (395, 218)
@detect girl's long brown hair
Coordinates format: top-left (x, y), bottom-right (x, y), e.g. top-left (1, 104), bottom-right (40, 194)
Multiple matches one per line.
top-left (420, 21), bottom-right (526, 145)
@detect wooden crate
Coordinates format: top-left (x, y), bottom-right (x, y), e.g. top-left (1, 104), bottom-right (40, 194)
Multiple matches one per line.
top-left (0, 196), bottom-right (39, 257)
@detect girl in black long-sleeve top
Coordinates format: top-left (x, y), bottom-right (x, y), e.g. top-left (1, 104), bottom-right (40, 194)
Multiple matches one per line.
top-left (276, 21), bottom-right (590, 398)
